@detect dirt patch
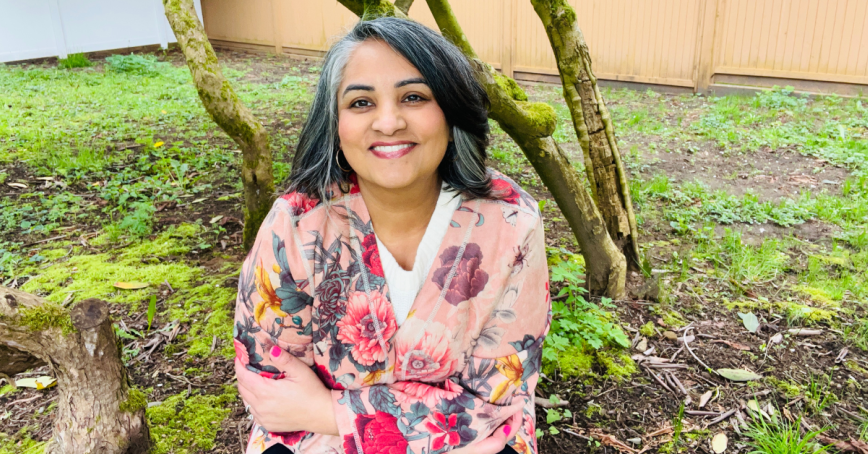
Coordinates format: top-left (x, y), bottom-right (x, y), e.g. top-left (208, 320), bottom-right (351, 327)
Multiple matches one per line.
top-left (644, 147), bottom-right (851, 202)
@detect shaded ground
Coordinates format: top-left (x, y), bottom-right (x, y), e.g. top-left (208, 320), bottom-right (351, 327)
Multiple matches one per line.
top-left (2, 49), bottom-right (866, 454)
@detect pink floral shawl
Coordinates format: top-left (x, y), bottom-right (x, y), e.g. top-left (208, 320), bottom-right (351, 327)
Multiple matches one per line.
top-left (234, 170), bottom-right (551, 454)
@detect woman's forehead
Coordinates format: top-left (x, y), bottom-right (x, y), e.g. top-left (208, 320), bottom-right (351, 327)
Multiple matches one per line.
top-left (341, 40), bottom-right (423, 85)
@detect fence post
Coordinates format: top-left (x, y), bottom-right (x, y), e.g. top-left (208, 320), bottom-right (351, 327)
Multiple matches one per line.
top-left (694, 0), bottom-right (720, 93)
top-left (501, 0), bottom-right (515, 79)
top-left (271, 0), bottom-right (283, 55)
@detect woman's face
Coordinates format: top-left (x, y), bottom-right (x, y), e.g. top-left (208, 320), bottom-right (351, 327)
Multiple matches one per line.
top-left (337, 39), bottom-right (450, 192)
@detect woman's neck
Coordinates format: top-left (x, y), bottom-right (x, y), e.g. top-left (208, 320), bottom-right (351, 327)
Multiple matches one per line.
top-left (357, 173), bottom-right (441, 270)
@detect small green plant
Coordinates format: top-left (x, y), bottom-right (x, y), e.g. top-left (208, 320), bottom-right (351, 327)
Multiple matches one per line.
top-left (146, 295), bottom-right (157, 332)
top-left (544, 250), bottom-right (630, 363)
top-left (805, 374), bottom-right (837, 415)
top-left (58, 53), bottom-right (93, 69)
top-left (116, 202), bottom-right (156, 238)
top-left (742, 415), bottom-right (829, 454)
top-left (105, 53), bottom-right (165, 76)
top-left (844, 317), bottom-right (868, 351)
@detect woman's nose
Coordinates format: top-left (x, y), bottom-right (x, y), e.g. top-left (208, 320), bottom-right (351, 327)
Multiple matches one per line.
top-left (371, 102), bottom-right (406, 135)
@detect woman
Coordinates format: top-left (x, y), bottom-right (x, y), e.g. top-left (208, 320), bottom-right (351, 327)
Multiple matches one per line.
top-left (233, 17), bottom-right (550, 454)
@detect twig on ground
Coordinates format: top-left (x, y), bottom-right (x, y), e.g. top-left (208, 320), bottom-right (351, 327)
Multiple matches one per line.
top-left (683, 328), bottom-right (714, 373)
top-left (705, 408), bottom-right (737, 426)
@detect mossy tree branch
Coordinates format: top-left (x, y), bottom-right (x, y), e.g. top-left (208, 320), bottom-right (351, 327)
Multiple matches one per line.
top-left (394, 0), bottom-right (415, 15)
top-left (531, 0), bottom-right (640, 269)
top-left (0, 288), bottom-right (149, 454)
top-left (163, 0), bottom-right (275, 249)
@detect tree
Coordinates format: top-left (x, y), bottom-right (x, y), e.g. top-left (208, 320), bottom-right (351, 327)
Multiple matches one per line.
top-left (163, 0), bottom-right (275, 250)
top-left (0, 289), bottom-right (149, 454)
top-left (337, 0), bottom-right (633, 298)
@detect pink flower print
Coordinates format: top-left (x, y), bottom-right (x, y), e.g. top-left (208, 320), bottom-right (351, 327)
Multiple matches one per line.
top-left (361, 233), bottom-right (385, 278)
top-left (432, 243), bottom-right (489, 305)
top-left (280, 192), bottom-right (319, 216)
top-left (271, 430), bottom-right (308, 446)
top-left (336, 292), bottom-right (397, 366)
top-left (392, 381), bottom-right (464, 409)
top-left (425, 412), bottom-right (462, 451)
top-left (395, 332), bottom-right (455, 381)
top-left (491, 178), bottom-right (520, 205)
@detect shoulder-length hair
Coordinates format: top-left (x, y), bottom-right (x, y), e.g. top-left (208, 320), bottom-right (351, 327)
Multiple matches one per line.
top-left (287, 17), bottom-right (492, 201)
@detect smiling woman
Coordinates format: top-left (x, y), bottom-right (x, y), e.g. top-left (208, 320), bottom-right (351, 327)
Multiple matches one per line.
top-left (234, 17), bottom-right (550, 454)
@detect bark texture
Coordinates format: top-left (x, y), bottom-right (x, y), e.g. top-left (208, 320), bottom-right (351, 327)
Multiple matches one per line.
top-left (163, 0), bottom-right (275, 249)
top-left (0, 289), bottom-right (149, 454)
top-left (531, 0), bottom-right (640, 269)
top-left (394, 0), bottom-right (415, 15)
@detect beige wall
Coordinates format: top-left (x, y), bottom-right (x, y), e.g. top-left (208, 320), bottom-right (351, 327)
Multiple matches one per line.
top-left (202, 0), bottom-right (868, 94)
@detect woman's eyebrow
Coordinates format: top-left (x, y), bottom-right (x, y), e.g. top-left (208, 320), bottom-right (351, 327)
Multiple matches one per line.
top-left (396, 78), bottom-right (427, 88)
top-left (342, 78), bottom-right (427, 96)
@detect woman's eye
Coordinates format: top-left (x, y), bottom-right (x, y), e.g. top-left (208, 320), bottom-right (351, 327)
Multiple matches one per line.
top-left (351, 100), bottom-right (372, 108)
top-left (404, 94), bottom-right (425, 103)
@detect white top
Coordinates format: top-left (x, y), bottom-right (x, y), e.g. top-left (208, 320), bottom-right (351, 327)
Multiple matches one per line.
top-left (375, 186), bottom-right (462, 325)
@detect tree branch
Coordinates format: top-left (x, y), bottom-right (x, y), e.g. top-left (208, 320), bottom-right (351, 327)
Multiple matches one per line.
top-left (163, 0), bottom-right (275, 248)
top-left (394, 0), bottom-right (414, 15)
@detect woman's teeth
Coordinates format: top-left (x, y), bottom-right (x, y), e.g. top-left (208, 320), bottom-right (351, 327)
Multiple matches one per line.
top-left (372, 144), bottom-right (413, 152)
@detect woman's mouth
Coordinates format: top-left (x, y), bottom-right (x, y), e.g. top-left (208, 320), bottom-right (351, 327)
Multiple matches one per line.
top-left (369, 142), bottom-right (416, 159)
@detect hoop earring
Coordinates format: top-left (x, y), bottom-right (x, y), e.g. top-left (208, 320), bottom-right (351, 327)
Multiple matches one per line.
top-left (335, 150), bottom-right (351, 173)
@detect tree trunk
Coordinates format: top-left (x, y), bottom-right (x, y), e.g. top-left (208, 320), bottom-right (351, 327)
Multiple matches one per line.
top-left (163, 0), bottom-right (275, 250)
top-left (394, 0), bottom-right (415, 15)
top-left (0, 289), bottom-right (149, 454)
top-left (334, 0), bottom-right (627, 298)
top-left (531, 0), bottom-right (640, 270)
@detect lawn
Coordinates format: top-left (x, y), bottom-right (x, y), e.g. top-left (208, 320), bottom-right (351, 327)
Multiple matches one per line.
top-left (1, 49), bottom-right (866, 454)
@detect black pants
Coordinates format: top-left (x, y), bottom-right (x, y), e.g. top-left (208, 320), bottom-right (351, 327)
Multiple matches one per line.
top-left (263, 444), bottom-right (519, 454)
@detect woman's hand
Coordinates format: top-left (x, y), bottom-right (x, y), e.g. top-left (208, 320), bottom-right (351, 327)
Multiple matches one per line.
top-left (450, 411), bottom-right (523, 454)
top-left (235, 346), bottom-right (339, 436)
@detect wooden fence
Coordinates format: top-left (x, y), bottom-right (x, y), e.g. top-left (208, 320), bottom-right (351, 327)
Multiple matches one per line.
top-left (201, 0), bottom-right (868, 95)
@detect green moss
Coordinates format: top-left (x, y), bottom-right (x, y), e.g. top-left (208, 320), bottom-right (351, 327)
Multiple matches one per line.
top-left (543, 344), bottom-right (594, 379)
top-left (516, 101), bottom-right (557, 136)
top-left (639, 321), bottom-right (656, 337)
top-left (18, 302), bottom-right (75, 335)
top-left (22, 224), bottom-right (204, 307)
top-left (844, 360), bottom-right (868, 376)
top-left (120, 387), bottom-right (148, 413)
top-left (584, 402), bottom-right (602, 418)
top-left (147, 387), bottom-right (237, 454)
top-left (0, 384), bottom-right (15, 397)
top-left (657, 309), bottom-right (687, 329)
top-left (793, 285), bottom-right (840, 307)
top-left (493, 72), bottom-right (528, 102)
top-left (596, 350), bottom-right (637, 381)
top-left (767, 377), bottom-right (802, 399)
top-left (168, 271), bottom-right (237, 358)
top-left (725, 299), bottom-right (837, 326)
top-left (361, 0), bottom-right (398, 20)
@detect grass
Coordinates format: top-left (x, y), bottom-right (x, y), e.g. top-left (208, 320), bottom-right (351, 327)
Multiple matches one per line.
top-left (57, 53), bottom-right (93, 69)
top-left (742, 415), bottom-right (829, 454)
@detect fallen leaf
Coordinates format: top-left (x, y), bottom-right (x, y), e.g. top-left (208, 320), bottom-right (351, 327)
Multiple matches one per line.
top-left (711, 433), bottom-right (727, 453)
top-left (717, 368), bottom-right (762, 382)
top-left (15, 376), bottom-right (56, 390)
top-left (6, 182), bottom-right (27, 189)
top-left (154, 141), bottom-right (164, 148)
top-left (699, 390), bottom-right (713, 408)
top-left (738, 312), bottom-right (760, 333)
top-left (711, 339), bottom-right (751, 351)
top-left (663, 331), bottom-right (678, 340)
top-left (209, 215), bottom-right (224, 224)
top-left (769, 333), bottom-right (783, 344)
top-left (816, 435), bottom-right (868, 454)
top-left (114, 282), bottom-right (149, 290)
top-left (635, 338), bottom-right (648, 352)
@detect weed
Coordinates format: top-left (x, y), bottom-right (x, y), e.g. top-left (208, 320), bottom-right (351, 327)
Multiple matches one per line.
top-left (844, 318), bottom-right (868, 351)
top-left (805, 374), bottom-right (837, 415)
top-left (742, 415), bottom-right (829, 454)
top-left (58, 53), bottom-right (93, 69)
top-left (105, 53), bottom-right (166, 76)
